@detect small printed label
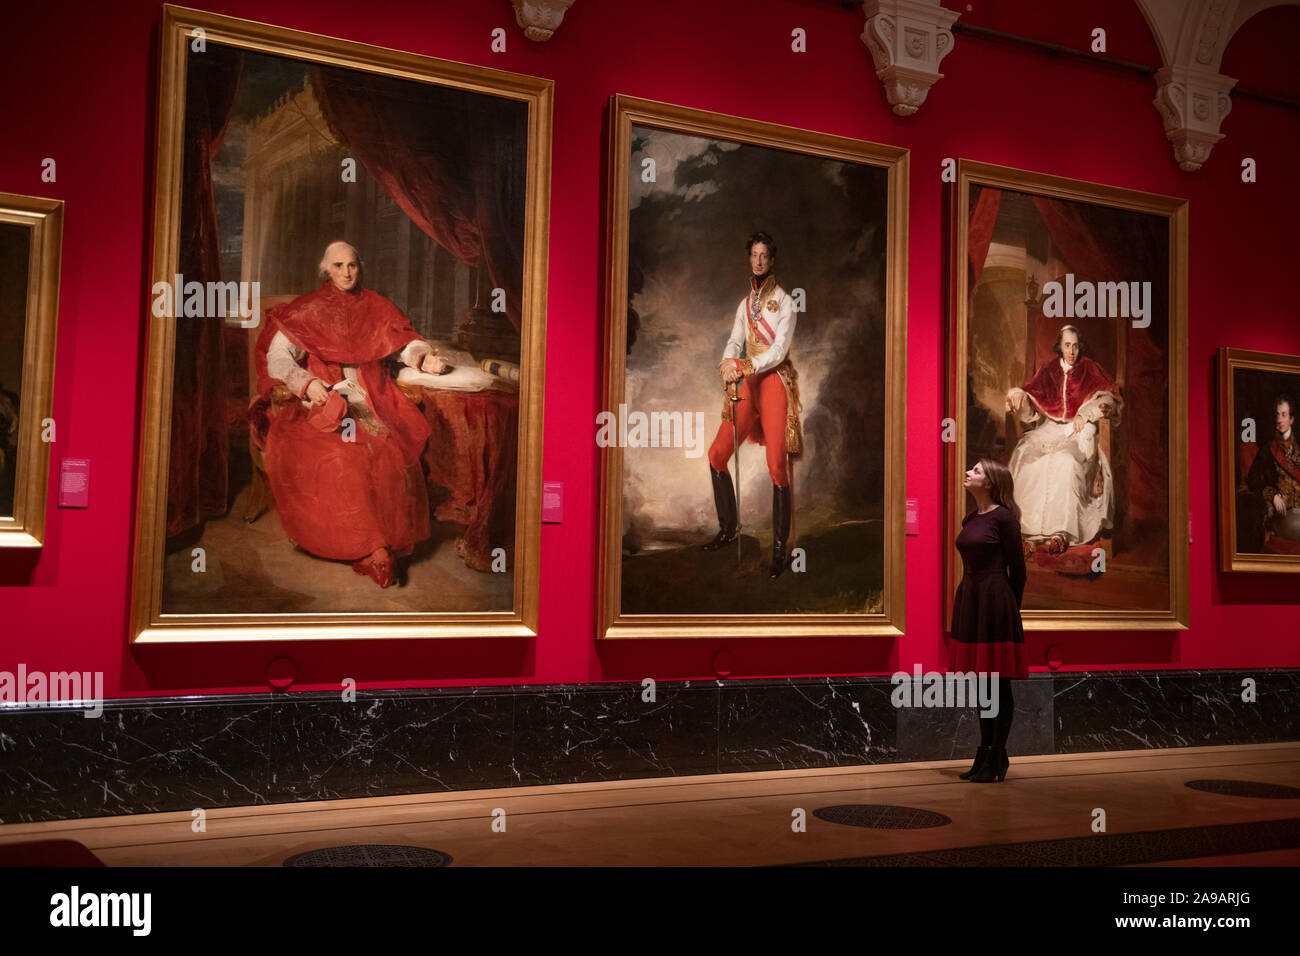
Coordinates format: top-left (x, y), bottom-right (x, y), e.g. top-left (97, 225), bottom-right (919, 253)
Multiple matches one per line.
top-left (905, 497), bottom-right (919, 536)
top-left (58, 459), bottom-right (90, 508)
top-left (542, 481), bottom-right (563, 523)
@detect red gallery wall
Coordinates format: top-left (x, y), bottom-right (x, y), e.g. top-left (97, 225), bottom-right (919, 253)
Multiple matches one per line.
top-left (1, 0), bottom-right (1297, 699)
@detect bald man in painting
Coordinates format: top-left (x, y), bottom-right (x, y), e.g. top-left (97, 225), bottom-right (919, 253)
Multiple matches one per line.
top-left (255, 240), bottom-right (449, 588)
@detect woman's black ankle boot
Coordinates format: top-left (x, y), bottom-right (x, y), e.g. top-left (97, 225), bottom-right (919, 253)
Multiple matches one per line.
top-left (972, 747), bottom-right (1008, 783)
top-left (959, 746), bottom-right (991, 780)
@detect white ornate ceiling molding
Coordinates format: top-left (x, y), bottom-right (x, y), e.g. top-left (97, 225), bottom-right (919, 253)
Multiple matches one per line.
top-left (1138, 0), bottom-right (1299, 171)
top-left (510, 0), bottom-right (577, 42)
top-left (1151, 63), bottom-right (1237, 172)
top-left (860, 0), bottom-right (960, 116)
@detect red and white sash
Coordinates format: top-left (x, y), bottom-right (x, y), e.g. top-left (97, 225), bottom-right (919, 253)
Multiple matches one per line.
top-left (746, 290), bottom-right (776, 346)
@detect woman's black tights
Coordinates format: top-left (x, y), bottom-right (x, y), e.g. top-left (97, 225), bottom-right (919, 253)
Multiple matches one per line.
top-left (978, 677), bottom-right (1015, 749)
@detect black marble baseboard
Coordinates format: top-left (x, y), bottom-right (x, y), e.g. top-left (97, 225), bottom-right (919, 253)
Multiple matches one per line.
top-left (0, 669), bottom-right (1295, 824)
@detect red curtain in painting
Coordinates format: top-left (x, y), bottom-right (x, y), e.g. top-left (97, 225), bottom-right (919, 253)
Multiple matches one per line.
top-left (166, 44), bottom-right (242, 540)
top-left (1031, 196), bottom-right (1168, 522)
top-left (968, 187), bottom-right (1002, 284)
top-left (310, 65), bottom-right (526, 330)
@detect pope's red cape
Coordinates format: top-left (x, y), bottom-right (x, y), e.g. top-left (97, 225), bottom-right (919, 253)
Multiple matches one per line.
top-left (1019, 355), bottom-right (1118, 422)
top-left (253, 281), bottom-right (431, 560)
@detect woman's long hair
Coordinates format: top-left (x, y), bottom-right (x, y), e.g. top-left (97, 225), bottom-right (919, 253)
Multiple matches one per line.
top-left (978, 457), bottom-right (1021, 522)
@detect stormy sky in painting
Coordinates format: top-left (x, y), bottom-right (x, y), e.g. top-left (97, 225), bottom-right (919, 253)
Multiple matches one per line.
top-left (623, 125), bottom-right (889, 543)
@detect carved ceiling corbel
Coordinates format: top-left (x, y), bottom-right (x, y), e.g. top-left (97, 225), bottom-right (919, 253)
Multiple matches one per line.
top-left (510, 0), bottom-right (577, 42)
top-left (860, 0), bottom-right (960, 116)
top-left (1138, 0), bottom-right (1297, 171)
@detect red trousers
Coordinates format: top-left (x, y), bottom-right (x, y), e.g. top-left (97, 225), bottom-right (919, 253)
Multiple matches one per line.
top-left (708, 369), bottom-right (789, 485)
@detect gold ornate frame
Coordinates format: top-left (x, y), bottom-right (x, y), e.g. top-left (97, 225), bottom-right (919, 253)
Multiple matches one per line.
top-left (131, 5), bottom-right (551, 642)
top-left (0, 192), bottom-right (63, 549)
top-left (1217, 347), bottom-right (1300, 573)
top-left (945, 159), bottom-right (1189, 631)
top-left (598, 94), bottom-right (909, 640)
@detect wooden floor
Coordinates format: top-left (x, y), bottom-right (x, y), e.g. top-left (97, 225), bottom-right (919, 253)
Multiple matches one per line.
top-left (2, 743), bottom-right (1298, 866)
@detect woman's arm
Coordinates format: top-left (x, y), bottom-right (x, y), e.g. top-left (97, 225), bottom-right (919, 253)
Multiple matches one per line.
top-left (999, 508), bottom-right (1028, 607)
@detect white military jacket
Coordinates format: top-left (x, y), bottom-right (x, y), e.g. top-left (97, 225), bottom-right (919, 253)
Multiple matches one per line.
top-left (721, 275), bottom-right (796, 376)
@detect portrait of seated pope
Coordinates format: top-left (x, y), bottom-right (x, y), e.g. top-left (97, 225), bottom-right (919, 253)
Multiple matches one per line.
top-left (1004, 324), bottom-right (1122, 558)
top-left (962, 184), bottom-right (1173, 614)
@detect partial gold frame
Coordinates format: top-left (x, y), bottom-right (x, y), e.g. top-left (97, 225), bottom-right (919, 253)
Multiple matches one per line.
top-left (598, 95), bottom-right (909, 640)
top-left (945, 159), bottom-right (1189, 631)
top-left (0, 193), bottom-right (62, 549)
top-left (131, 5), bottom-right (551, 642)
top-left (1216, 347), bottom-right (1300, 573)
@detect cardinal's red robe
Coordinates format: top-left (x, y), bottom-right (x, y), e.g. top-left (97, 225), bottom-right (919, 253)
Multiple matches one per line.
top-left (254, 281), bottom-right (431, 560)
top-left (1019, 355), bottom-right (1118, 422)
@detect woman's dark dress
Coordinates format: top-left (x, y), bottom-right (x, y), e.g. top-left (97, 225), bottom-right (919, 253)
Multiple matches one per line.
top-left (948, 505), bottom-right (1028, 680)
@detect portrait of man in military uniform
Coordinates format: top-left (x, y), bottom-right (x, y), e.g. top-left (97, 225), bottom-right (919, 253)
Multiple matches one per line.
top-left (703, 231), bottom-right (803, 579)
top-left (1248, 392), bottom-right (1300, 547)
top-left (609, 111), bottom-right (903, 623)
top-left (1236, 382), bottom-right (1300, 556)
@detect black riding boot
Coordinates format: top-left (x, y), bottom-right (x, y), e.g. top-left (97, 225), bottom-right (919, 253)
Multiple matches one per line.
top-left (769, 483), bottom-right (791, 578)
top-left (702, 467), bottom-right (738, 551)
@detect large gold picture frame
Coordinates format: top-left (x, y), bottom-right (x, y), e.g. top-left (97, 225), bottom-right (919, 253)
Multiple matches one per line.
top-left (598, 95), bottom-right (908, 640)
top-left (131, 6), bottom-right (551, 642)
top-left (1217, 347), bottom-right (1300, 573)
top-left (946, 159), bottom-right (1189, 632)
top-left (0, 192), bottom-right (62, 549)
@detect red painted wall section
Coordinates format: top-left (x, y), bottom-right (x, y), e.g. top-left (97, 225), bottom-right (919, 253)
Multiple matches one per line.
top-left (1, 0), bottom-right (1297, 698)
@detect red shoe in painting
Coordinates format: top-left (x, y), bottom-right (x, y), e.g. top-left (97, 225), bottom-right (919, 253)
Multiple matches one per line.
top-left (352, 547), bottom-right (394, 588)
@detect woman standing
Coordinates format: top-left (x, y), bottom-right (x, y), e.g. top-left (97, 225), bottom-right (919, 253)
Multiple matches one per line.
top-left (950, 458), bottom-right (1028, 783)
